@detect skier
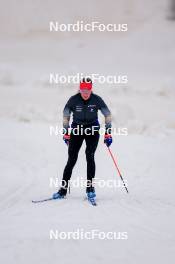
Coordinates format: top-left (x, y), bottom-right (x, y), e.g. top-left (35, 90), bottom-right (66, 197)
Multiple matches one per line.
top-left (53, 78), bottom-right (112, 203)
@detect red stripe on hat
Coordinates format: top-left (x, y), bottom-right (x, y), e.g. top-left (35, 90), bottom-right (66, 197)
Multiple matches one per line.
top-left (80, 82), bottom-right (92, 90)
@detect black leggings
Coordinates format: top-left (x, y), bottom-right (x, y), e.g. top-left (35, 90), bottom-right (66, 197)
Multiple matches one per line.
top-left (62, 132), bottom-right (100, 189)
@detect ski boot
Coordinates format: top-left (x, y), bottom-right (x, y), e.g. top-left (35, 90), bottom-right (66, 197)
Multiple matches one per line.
top-left (52, 187), bottom-right (67, 199)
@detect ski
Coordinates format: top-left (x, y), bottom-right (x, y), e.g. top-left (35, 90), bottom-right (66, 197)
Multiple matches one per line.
top-left (32, 195), bottom-right (97, 205)
top-left (32, 197), bottom-right (54, 203)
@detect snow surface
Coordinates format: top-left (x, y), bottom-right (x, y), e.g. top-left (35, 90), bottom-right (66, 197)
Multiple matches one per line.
top-left (0, 0), bottom-right (175, 263)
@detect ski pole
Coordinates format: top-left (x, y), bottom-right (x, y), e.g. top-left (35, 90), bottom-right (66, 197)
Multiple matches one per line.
top-left (107, 147), bottom-right (129, 193)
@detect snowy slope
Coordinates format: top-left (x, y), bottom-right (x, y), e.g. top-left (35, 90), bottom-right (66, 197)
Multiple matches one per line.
top-left (0, 121), bottom-right (175, 264)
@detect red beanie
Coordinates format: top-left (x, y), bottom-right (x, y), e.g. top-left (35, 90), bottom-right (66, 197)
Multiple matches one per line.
top-left (80, 82), bottom-right (92, 90)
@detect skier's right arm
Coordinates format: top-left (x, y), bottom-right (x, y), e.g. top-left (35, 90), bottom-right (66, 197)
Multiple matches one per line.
top-left (63, 97), bottom-right (73, 129)
top-left (63, 116), bottom-right (70, 130)
top-left (63, 97), bottom-right (73, 145)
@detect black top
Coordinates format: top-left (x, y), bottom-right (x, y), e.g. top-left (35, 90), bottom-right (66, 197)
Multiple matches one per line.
top-left (63, 92), bottom-right (111, 127)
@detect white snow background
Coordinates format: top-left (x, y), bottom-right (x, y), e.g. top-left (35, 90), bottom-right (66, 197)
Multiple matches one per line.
top-left (0, 0), bottom-right (175, 264)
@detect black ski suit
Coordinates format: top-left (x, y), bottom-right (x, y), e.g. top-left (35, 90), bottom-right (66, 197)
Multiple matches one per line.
top-left (61, 92), bottom-right (111, 193)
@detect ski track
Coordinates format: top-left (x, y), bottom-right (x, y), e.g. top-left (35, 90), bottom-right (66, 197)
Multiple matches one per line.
top-left (0, 121), bottom-right (175, 264)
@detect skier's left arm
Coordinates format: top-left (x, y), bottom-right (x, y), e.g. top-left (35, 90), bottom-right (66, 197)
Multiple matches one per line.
top-left (98, 97), bottom-right (112, 129)
top-left (98, 97), bottom-right (112, 147)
